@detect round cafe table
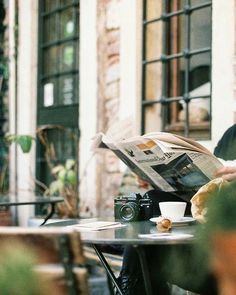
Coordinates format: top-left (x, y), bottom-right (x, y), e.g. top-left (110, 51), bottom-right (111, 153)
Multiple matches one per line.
top-left (47, 217), bottom-right (197, 295)
top-left (0, 195), bottom-right (64, 226)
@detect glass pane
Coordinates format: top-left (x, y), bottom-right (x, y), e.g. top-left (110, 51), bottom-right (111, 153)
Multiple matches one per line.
top-left (144, 103), bottom-right (162, 133)
top-left (145, 22), bottom-right (162, 60)
top-left (43, 79), bottom-right (57, 107)
top-left (190, 52), bottom-right (211, 91)
top-left (61, 0), bottom-right (73, 7)
top-left (60, 8), bottom-right (74, 38)
top-left (168, 15), bottom-right (185, 55)
top-left (191, 0), bottom-right (211, 6)
top-left (146, 0), bottom-right (162, 20)
top-left (190, 7), bottom-right (211, 50)
top-left (44, 0), bottom-right (59, 12)
top-left (58, 75), bottom-right (76, 105)
top-left (46, 127), bottom-right (77, 162)
top-left (144, 63), bottom-right (162, 101)
top-left (43, 46), bottom-right (58, 75)
top-left (168, 58), bottom-right (183, 97)
top-left (43, 15), bottom-right (57, 43)
top-left (168, 0), bottom-right (185, 12)
top-left (60, 42), bottom-right (76, 72)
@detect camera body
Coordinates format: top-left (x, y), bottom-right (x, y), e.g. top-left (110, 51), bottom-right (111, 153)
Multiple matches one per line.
top-left (114, 192), bottom-right (153, 222)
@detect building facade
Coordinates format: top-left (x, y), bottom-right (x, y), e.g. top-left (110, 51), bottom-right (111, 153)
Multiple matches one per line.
top-left (1, 0), bottom-right (236, 225)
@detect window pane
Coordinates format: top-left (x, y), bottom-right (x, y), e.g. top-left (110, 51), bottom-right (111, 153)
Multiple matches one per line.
top-left (144, 63), bottom-right (162, 101)
top-left (43, 15), bottom-right (57, 43)
top-left (190, 7), bottom-right (211, 50)
top-left (44, 0), bottom-right (58, 12)
top-left (45, 127), bottom-right (77, 161)
top-left (43, 46), bottom-right (58, 75)
top-left (168, 15), bottom-right (185, 55)
top-left (168, 58), bottom-right (183, 97)
top-left (60, 42), bottom-right (76, 72)
top-left (43, 79), bottom-right (57, 107)
top-left (145, 22), bottom-right (162, 60)
top-left (190, 53), bottom-right (211, 90)
top-left (145, 0), bottom-right (162, 20)
top-left (60, 0), bottom-right (73, 7)
top-left (144, 104), bottom-right (162, 133)
top-left (58, 75), bottom-right (76, 105)
top-left (170, 0), bottom-right (185, 10)
top-left (60, 8), bottom-right (75, 38)
top-left (191, 0), bottom-right (211, 6)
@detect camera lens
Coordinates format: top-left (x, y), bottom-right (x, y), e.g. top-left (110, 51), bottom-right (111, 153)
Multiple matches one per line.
top-left (119, 202), bottom-right (139, 222)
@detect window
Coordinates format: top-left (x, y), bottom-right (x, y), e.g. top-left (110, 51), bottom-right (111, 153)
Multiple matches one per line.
top-left (37, 0), bottom-right (79, 190)
top-left (142, 0), bottom-right (212, 140)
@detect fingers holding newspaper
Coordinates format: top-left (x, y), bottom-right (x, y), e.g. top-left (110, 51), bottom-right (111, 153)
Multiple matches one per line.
top-left (215, 166), bottom-right (236, 182)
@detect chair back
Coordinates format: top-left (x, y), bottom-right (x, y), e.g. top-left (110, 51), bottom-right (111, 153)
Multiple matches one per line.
top-left (0, 226), bottom-right (89, 295)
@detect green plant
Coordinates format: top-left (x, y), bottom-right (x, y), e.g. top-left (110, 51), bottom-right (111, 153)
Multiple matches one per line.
top-left (3, 127), bottom-right (79, 218)
top-left (44, 158), bottom-right (78, 218)
top-left (5, 134), bottom-right (35, 153)
top-left (199, 180), bottom-right (236, 238)
top-left (0, 135), bottom-right (35, 194)
top-left (35, 125), bottom-right (79, 218)
top-left (0, 243), bottom-right (47, 295)
top-left (194, 181), bottom-right (236, 294)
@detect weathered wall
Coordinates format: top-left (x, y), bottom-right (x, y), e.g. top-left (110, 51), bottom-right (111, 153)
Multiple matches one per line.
top-left (96, 0), bottom-right (123, 216)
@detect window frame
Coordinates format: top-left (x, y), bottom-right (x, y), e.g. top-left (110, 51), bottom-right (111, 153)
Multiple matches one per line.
top-left (141, 0), bottom-right (212, 140)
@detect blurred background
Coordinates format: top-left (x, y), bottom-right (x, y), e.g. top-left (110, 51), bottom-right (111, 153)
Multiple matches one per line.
top-left (0, 0), bottom-right (234, 225)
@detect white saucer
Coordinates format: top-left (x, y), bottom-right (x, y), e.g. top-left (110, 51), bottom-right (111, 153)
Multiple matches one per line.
top-left (150, 216), bottom-right (196, 226)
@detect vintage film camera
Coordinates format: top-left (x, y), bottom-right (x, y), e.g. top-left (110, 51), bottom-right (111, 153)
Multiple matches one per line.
top-left (114, 192), bottom-right (153, 222)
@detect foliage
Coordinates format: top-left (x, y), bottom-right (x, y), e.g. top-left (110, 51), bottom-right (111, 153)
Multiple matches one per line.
top-left (43, 158), bottom-right (78, 218)
top-left (0, 243), bottom-right (47, 295)
top-left (198, 180), bottom-right (236, 238)
top-left (5, 134), bottom-right (35, 153)
top-left (194, 180), bottom-right (236, 268)
top-left (36, 125), bottom-right (79, 218)
top-left (4, 127), bottom-right (79, 218)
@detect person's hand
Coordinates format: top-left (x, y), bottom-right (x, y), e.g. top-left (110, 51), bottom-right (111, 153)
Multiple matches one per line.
top-left (215, 166), bottom-right (236, 182)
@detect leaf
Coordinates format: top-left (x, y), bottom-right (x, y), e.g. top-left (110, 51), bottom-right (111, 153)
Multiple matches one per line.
top-left (66, 170), bottom-right (77, 185)
top-left (5, 134), bottom-right (35, 153)
top-left (51, 165), bottom-right (64, 175)
top-left (16, 136), bottom-right (33, 153)
top-left (65, 159), bottom-right (75, 170)
top-left (48, 180), bottom-right (64, 195)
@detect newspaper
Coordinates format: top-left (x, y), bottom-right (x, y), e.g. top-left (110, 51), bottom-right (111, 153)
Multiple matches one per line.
top-left (67, 221), bottom-right (126, 231)
top-left (92, 121), bottom-right (223, 193)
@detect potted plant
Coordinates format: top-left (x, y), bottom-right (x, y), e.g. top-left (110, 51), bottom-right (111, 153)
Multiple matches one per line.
top-left (43, 158), bottom-right (78, 218)
top-left (5, 128), bottom-right (79, 219)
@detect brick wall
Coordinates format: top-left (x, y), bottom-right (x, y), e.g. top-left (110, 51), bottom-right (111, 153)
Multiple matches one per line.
top-left (96, 0), bottom-right (123, 216)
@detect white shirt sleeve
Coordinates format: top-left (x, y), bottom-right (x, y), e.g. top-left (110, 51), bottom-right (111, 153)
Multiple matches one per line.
top-left (217, 158), bottom-right (236, 166)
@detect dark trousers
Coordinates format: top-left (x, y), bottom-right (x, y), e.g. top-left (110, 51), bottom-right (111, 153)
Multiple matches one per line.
top-left (121, 244), bottom-right (218, 295)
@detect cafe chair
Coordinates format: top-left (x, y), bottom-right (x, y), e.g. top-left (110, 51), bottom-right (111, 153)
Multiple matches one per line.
top-left (0, 226), bottom-right (89, 295)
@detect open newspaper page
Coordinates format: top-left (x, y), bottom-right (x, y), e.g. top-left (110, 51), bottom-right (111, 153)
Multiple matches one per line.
top-left (92, 131), bottom-right (223, 192)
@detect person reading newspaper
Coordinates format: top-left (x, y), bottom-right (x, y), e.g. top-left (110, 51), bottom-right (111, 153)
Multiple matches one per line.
top-left (93, 119), bottom-right (233, 217)
top-left (101, 123), bottom-right (236, 295)
top-left (93, 121), bottom-right (236, 295)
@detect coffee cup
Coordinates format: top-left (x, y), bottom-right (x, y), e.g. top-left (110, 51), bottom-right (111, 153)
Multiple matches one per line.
top-left (159, 201), bottom-right (187, 221)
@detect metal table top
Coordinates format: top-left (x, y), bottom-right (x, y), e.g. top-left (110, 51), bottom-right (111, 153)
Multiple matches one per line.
top-left (0, 195), bottom-right (64, 206)
top-left (48, 217), bottom-right (197, 245)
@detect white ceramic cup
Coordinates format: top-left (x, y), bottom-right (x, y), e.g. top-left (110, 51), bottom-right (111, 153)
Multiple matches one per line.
top-left (159, 201), bottom-right (187, 220)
